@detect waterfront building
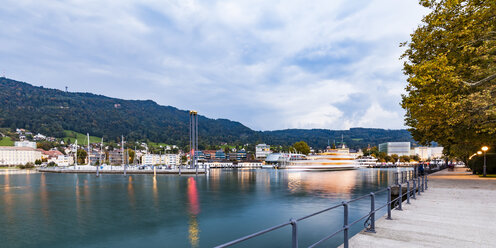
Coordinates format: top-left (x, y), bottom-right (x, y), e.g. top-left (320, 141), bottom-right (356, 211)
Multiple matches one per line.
top-left (14, 141), bottom-right (37, 149)
top-left (215, 150), bottom-right (226, 160)
top-left (142, 154), bottom-right (180, 166)
top-left (202, 150), bottom-right (217, 160)
top-left (255, 144), bottom-right (272, 159)
top-left (108, 150), bottom-right (124, 165)
top-left (0, 146), bottom-right (42, 166)
top-left (164, 154), bottom-right (180, 166)
top-left (48, 155), bottom-right (74, 166)
top-left (39, 149), bottom-right (64, 161)
top-left (414, 147), bottom-right (444, 161)
top-left (237, 149), bottom-right (247, 160)
top-left (379, 142), bottom-right (411, 156)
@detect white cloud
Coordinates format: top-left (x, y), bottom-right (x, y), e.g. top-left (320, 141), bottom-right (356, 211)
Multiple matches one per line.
top-left (0, 0), bottom-right (429, 130)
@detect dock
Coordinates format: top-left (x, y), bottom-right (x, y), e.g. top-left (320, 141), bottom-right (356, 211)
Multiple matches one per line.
top-left (38, 166), bottom-right (206, 175)
top-left (344, 167), bottom-right (496, 247)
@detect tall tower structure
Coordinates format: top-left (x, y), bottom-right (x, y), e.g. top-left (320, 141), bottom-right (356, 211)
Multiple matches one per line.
top-left (189, 110), bottom-right (198, 175)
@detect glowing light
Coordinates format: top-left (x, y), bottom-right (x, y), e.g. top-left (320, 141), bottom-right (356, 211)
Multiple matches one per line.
top-left (477, 151), bottom-right (482, 155)
top-left (187, 177), bottom-right (200, 247)
top-left (482, 146), bottom-right (489, 152)
top-left (187, 177), bottom-right (200, 215)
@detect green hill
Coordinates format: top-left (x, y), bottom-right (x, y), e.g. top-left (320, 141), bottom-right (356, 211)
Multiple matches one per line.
top-left (0, 137), bottom-right (14, 146)
top-left (0, 77), bottom-right (414, 149)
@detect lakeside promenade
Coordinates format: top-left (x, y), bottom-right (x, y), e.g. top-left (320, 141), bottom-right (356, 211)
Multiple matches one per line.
top-left (345, 167), bottom-right (496, 247)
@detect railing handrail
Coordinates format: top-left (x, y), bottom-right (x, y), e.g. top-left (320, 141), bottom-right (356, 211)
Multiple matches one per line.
top-left (215, 169), bottom-right (433, 248)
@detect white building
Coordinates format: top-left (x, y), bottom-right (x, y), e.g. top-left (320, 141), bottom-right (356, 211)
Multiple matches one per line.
top-left (0, 146), bottom-right (42, 166)
top-left (48, 155), bottom-right (75, 166)
top-left (15, 141), bottom-right (37, 149)
top-left (379, 142), bottom-right (411, 156)
top-left (142, 154), bottom-right (180, 166)
top-left (33, 133), bottom-right (46, 141)
top-left (255, 144), bottom-right (272, 159)
top-left (414, 147), bottom-right (444, 161)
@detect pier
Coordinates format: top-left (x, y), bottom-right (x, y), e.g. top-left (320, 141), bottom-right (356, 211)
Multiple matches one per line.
top-left (345, 167), bottom-right (496, 247)
top-left (38, 166), bottom-right (206, 175)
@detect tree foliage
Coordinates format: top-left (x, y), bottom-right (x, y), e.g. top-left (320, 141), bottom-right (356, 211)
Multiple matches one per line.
top-left (401, 0), bottom-right (496, 161)
top-left (292, 141), bottom-right (311, 155)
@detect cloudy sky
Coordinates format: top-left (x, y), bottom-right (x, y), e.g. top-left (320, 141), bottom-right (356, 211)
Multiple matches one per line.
top-left (0, 0), bottom-right (428, 131)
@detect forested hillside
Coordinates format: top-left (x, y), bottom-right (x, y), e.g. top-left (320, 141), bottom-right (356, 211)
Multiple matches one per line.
top-left (0, 77), bottom-right (413, 149)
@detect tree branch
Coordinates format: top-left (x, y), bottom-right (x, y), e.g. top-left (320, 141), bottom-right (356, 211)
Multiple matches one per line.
top-left (462, 73), bottom-right (496, 87)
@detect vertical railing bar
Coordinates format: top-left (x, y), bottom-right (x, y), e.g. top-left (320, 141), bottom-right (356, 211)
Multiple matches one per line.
top-left (406, 181), bottom-right (410, 204)
top-left (398, 183), bottom-right (402, 210)
top-left (417, 177), bottom-right (421, 195)
top-left (386, 187), bottom-right (392, 220)
top-left (421, 175), bottom-right (425, 192)
top-left (343, 202), bottom-right (349, 248)
top-left (412, 178), bottom-right (416, 199)
top-left (370, 193), bottom-right (376, 232)
top-left (290, 218), bottom-right (298, 248)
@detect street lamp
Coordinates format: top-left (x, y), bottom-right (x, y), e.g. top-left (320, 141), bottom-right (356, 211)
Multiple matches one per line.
top-left (482, 146), bottom-right (489, 177)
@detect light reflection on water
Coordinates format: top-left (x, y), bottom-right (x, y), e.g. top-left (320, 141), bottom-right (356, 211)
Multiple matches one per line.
top-left (0, 168), bottom-right (406, 248)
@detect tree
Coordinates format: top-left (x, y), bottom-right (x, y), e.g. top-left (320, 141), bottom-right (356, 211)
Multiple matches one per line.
top-left (77, 149), bottom-right (87, 164)
top-left (127, 149), bottom-right (135, 164)
top-left (401, 0), bottom-right (496, 162)
top-left (292, 141), bottom-right (311, 155)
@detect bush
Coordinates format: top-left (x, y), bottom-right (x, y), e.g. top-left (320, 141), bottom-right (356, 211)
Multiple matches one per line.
top-left (19, 162), bottom-right (35, 169)
top-left (47, 161), bottom-right (57, 167)
top-left (468, 153), bottom-right (496, 175)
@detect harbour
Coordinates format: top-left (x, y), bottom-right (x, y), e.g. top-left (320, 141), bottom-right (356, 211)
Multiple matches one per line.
top-left (0, 167), bottom-right (407, 248)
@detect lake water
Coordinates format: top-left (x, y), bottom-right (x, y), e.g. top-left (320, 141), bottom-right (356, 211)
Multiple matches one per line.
top-left (0, 168), bottom-right (404, 248)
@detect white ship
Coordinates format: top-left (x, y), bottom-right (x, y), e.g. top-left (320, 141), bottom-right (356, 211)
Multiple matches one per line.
top-left (283, 144), bottom-right (359, 171)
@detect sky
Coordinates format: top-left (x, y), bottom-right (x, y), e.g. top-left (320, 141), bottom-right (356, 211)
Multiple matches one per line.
top-left (0, 0), bottom-right (429, 131)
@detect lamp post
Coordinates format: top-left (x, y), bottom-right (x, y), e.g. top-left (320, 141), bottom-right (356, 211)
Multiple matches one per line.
top-left (482, 146), bottom-right (489, 177)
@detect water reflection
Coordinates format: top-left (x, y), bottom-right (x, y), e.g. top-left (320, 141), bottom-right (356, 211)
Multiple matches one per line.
top-left (187, 177), bottom-right (200, 247)
top-left (152, 176), bottom-right (158, 208)
top-left (287, 170), bottom-right (358, 197)
top-left (40, 173), bottom-right (50, 218)
top-left (2, 173), bottom-right (12, 219)
top-left (128, 176), bottom-right (135, 208)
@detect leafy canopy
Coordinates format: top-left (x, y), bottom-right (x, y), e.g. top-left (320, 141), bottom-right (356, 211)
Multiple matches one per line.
top-left (401, 0), bottom-right (496, 160)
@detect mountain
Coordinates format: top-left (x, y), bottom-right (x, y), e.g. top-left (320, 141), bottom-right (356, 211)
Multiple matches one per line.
top-left (0, 77), bottom-right (413, 149)
top-left (263, 128), bottom-right (414, 149)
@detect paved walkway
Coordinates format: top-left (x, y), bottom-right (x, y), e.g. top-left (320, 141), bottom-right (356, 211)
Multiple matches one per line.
top-left (345, 167), bottom-right (496, 248)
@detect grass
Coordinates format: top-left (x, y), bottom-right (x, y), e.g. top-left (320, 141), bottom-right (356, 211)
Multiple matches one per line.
top-left (63, 130), bottom-right (102, 144)
top-left (0, 137), bottom-right (14, 146)
top-left (479, 174), bottom-right (496, 178)
top-left (147, 142), bottom-right (169, 148)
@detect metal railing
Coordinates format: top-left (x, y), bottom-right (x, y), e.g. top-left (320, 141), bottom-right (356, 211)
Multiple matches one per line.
top-left (215, 171), bottom-right (428, 248)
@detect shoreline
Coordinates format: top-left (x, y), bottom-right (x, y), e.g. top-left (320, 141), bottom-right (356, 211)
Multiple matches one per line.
top-left (38, 168), bottom-right (206, 175)
top-left (0, 169), bottom-right (38, 175)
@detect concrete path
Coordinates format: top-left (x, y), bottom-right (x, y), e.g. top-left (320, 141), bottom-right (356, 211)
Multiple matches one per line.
top-left (345, 167), bottom-right (496, 248)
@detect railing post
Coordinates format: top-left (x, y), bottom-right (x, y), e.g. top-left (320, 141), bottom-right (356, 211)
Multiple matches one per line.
top-left (367, 193), bottom-right (376, 233)
top-left (290, 218), bottom-right (298, 248)
top-left (425, 176), bottom-right (427, 189)
top-left (412, 179), bottom-right (416, 199)
top-left (386, 187), bottom-right (392, 220)
top-left (417, 177), bottom-right (421, 195)
top-left (398, 183), bottom-right (402, 210)
top-left (343, 202), bottom-right (349, 248)
top-left (406, 181), bottom-right (410, 204)
top-left (421, 176), bottom-right (425, 192)
top-left (395, 173), bottom-right (399, 185)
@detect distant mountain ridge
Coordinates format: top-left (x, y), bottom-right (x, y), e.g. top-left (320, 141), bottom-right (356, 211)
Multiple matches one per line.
top-left (0, 77), bottom-right (413, 149)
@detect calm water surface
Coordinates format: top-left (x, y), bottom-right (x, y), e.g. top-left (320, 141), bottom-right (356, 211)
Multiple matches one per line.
top-left (0, 168), bottom-right (405, 247)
